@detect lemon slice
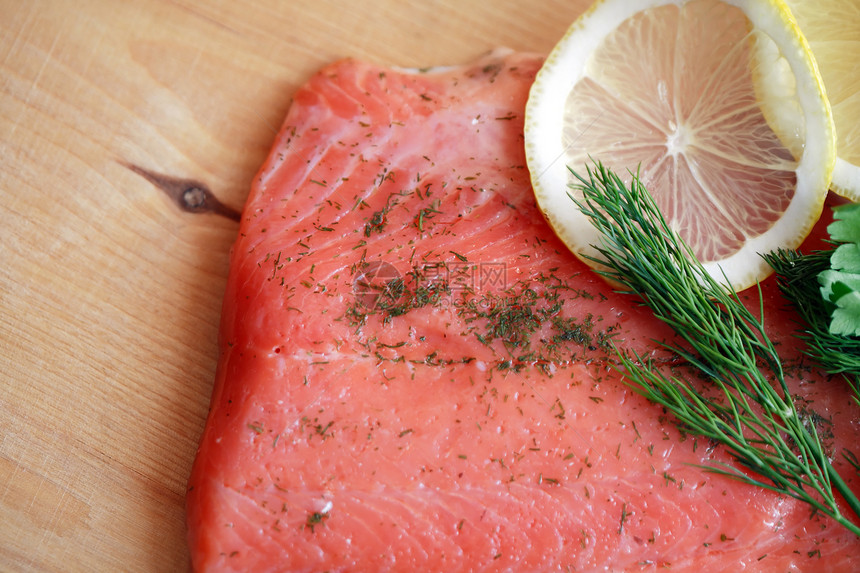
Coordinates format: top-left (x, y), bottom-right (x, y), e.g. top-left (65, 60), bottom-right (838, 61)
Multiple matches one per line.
top-left (784, 0), bottom-right (860, 201)
top-left (525, 0), bottom-right (835, 291)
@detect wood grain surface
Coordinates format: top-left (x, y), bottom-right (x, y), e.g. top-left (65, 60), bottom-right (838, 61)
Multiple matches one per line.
top-left (0, 1), bottom-right (593, 570)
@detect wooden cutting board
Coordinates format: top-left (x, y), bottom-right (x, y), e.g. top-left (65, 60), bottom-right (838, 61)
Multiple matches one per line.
top-left (0, 1), bottom-right (592, 570)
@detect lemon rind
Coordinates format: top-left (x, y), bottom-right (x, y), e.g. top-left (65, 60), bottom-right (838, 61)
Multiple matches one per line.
top-left (524, 0), bottom-right (835, 292)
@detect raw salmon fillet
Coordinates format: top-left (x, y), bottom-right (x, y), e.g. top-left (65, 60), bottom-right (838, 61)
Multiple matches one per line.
top-left (186, 50), bottom-right (860, 571)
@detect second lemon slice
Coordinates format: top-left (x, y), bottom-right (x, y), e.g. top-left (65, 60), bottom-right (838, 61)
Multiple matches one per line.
top-left (784, 0), bottom-right (860, 201)
top-left (524, 0), bottom-right (835, 291)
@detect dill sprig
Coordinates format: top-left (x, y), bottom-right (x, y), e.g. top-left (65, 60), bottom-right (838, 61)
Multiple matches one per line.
top-left (568, 160), bottom-right (860, 537)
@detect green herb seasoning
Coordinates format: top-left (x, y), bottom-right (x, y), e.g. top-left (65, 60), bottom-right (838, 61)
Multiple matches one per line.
top-left (764, 204), bottom-right (860, 393)
top-left (570, 160), bottom-right (860, 537)
top-left (304, 511), bottom-right (329, 533)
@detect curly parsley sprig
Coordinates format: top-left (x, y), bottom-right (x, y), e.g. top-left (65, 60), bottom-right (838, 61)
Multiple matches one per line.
top-left (763, 248), bottom-right (860, 398)
top-left (763, 203), bottom-right (860, 405)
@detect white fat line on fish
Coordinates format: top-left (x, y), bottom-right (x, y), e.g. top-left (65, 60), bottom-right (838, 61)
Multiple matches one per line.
top-left (256, 122), bottom-right (385, 212)
top-left (274, 348), bottom-right (603, 478)
top-left (510, 368), bottom-right (598, 463)
top-left (519, 109), bottom-right (608, 465)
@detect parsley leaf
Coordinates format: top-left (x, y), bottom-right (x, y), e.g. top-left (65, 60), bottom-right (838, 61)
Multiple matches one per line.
top-left (819, 204), bottom-right (860, 337)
